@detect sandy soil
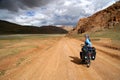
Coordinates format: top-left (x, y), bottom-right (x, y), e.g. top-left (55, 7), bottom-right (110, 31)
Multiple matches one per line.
top-left (0, 37), bottom-right (120, 80)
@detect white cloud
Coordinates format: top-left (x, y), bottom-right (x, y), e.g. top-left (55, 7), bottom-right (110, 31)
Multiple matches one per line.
top-left (0, 0), bottom-right (118, 26)
top-left (64, 1), bottom-right (72, 6)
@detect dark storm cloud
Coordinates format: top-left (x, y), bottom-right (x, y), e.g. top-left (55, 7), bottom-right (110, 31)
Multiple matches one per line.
top-left (0, 0), bottom-right (118, 26)
top-left (0, 0), bottom-right (54, 12)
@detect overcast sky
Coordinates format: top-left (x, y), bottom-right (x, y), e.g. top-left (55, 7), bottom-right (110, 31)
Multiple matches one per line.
top-left (0, 0), bottom-right (118, 26)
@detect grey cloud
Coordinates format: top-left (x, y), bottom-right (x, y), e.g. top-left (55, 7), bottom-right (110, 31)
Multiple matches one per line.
top-left (0, 0), bottom-right (118, 26)
top-left (0, 10), bottom-right (17, 20)
top-left (0, 0), bottom-right (55, 12)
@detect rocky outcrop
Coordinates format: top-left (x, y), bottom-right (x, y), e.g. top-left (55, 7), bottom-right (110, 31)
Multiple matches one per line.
top-left (71, 1), bottom-right (120, 34)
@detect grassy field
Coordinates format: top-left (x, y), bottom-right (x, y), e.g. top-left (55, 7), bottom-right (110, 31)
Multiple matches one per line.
top-left (0, 34), bottom-right (65, 76)
top-left (0, 34), bottom-right (64, 59)
top-left (70, 24), bottom-right (120, 47)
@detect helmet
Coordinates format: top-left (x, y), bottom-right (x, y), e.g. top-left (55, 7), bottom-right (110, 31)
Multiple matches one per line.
top-left (84, 34), bottom-right (89, 38)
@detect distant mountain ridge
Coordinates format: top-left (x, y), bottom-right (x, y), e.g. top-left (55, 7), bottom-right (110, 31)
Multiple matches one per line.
top-left (0, 20), bottom-right (68, 34)
top-left (69, 1), bottom-right (120, 34)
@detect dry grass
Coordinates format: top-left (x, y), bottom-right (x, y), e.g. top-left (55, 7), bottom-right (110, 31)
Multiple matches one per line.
top-left (0, 34), bottom-right (64, 59)
top-left (69, 24), bottom-right (120, 49)
top-left (0, 34), bottom-right (63, 76)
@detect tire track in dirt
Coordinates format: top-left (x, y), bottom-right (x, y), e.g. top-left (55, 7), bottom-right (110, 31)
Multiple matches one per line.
top-left (0, 38), bottom-right (61, 80)
top-left (69, 38), bottom-right (120, 80)
top-left (0, 37), bottom-right (120, 80)
top-left (65, 38), bottom-right (102, 80)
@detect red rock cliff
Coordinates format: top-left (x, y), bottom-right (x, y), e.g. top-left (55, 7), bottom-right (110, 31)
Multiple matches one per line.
top-left (72, 1), bottom-right (120, 34)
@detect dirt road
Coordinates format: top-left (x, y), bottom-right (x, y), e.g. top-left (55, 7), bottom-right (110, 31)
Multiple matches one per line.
top-left (0, 37), bottom-right (120, 80)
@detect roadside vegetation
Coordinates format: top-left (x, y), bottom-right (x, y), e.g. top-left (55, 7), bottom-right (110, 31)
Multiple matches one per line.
top-left (69, 24), bottom-right (120, 49)
top-left (0, 34), bottom-right (64, 59)
top-left (0, 34), bottom-right (64, 76)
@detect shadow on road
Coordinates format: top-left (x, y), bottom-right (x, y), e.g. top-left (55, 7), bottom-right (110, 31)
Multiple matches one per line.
top-left (69, 56), bottom-right (87, 66)
top-left (69, 56), bottom-right (81, 65)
